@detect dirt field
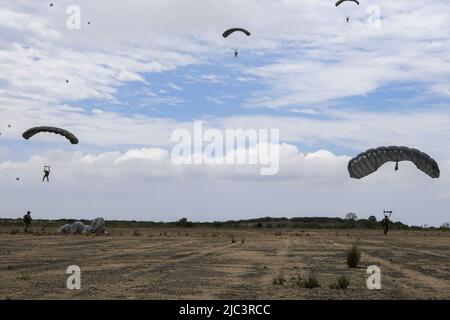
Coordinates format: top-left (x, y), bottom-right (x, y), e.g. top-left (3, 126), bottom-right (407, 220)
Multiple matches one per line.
top-left (0, 228), bottom-right (449, 300)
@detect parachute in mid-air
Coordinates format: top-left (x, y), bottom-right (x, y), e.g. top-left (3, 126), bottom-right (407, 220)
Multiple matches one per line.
top-left (23, 126), bottom-right (79, 144)
top-left (348, 146), bottom-right (440, 179)
top-left (222, 28), bottom-right (251, 38)
top-left (335, 0), bottom-right (360, 6)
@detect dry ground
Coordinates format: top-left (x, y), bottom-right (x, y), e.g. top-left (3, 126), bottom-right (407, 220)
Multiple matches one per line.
top-left (0, 227), bottom-right (449, 299)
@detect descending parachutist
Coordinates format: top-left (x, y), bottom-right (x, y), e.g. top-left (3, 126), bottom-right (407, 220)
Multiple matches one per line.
top-left (42, 166), bottom-right (51, 182)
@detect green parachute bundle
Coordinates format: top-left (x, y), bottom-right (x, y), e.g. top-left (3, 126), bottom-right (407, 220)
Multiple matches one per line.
top-left (348, 146), bottom-right (440, 179)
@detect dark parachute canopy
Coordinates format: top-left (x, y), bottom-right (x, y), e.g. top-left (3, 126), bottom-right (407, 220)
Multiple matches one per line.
top-left (222, 28), bottom-right (251, 38)
top-left (23, 126), bottom-right (79, 145)
top-left (336, 0), bottom-right (360, 6)
top-left (348, 146), bottom-right (440, 179)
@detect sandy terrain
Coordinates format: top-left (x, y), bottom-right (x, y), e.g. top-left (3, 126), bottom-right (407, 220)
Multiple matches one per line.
top-left (0, 228), bottom-right (449, 300)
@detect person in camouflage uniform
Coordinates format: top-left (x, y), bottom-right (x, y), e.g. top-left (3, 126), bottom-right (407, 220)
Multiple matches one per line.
top-left (381, 211), bottom-right (392, 235)
top-left (23, 211), bottom-right (32, 233)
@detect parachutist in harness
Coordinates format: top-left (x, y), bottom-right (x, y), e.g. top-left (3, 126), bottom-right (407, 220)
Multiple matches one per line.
top-left (234, 50), bottom-right (239, 58)
top-left (346, 16), bottom-right (350, 23)
top-left (42, 166), bottom-right (50, 182)
top-left (395, 161), bottom-right (399, 171)
top-left (381, 211), bottom-right (392, 235)
top-left (23, 211), bottom-right (32, 233)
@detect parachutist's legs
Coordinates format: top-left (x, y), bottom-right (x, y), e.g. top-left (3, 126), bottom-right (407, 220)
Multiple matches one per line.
top-left (24, 223), bottom-right (28, 233)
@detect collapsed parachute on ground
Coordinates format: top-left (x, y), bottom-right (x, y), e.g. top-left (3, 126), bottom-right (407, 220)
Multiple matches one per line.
top-left (223, 28), bottom-right (251, 38)
top-left (23, 126), bottom-right (79, 144)
top-left (335, 0), bottom-right (360, 6)
top-left (58, 217), bottom-right (107, 234)
top-left (348, 146), bottom-right (440, 179)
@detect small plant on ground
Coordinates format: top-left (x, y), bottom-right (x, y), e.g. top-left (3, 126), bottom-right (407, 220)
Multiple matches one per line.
top-left (133, 230), bottom-right (142, 237)
top-left (272, 272), bottom-right (285, 285)
top-left (297, 272), bottom-right (321, 289)
top-left (347, 240), bottom-right (361, 268)
top-left (231, 236), bottom-right (236, 244)
top-left (19, 272), bottom-right (30, 281)
top-left (330, 275), bottom-right (350, 289)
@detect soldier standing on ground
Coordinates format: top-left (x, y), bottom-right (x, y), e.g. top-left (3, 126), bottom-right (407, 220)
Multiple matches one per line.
top-left (23, 211), bottom-right (32, 233)
top-left (381, 211), bottom-right (392, 235)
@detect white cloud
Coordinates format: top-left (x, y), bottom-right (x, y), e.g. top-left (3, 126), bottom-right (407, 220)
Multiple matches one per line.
top-left (0, 145), bottom-right (448, 226)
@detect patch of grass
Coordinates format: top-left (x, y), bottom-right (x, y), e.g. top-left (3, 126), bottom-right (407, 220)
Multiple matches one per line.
top-left (241, 238), bottom-right (245, 244)
top-left (133, 230), bottom-right (142, 237)
top-left (347, 240), bottom-right (361, 268)
top-left (297, 272), bottom-right (321, 289)
top-left (272, 272), bottom-right (285, 285)
top-left (330, 275), bottom-right (350, 289)
top-left (19, 272), bottom-right (30, 281)
top-left (231, 236), bottom-right (236, 244)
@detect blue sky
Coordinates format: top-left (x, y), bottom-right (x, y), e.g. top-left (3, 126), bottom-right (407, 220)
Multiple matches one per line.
top-left (0, 0), bottom-right (450, 226)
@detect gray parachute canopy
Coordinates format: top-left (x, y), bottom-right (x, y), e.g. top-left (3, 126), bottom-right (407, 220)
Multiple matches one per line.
top-left (223, 28), bottom-right (251, 38)
top-left (348, 146), bottom-right (440, 179)
top-left (336, 0), bottom-right (360, 6)
top-left (23, 126), bottom-right (78, 144)
top-left (58, 217), bottom-right (106, 234)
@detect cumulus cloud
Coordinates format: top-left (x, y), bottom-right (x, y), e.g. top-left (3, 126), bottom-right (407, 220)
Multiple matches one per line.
top-left (0, 144), bottom-right (448, 226)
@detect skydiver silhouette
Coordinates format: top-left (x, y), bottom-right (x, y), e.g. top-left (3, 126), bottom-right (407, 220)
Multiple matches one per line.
top-left (346, 16), bottom-right (350, 23)
top-left (381, 211), bottom-right (392, 235)
top-left (234, 50), bottom-right (239, 58)
top-left (42, 165), bottom-right (50, 182)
